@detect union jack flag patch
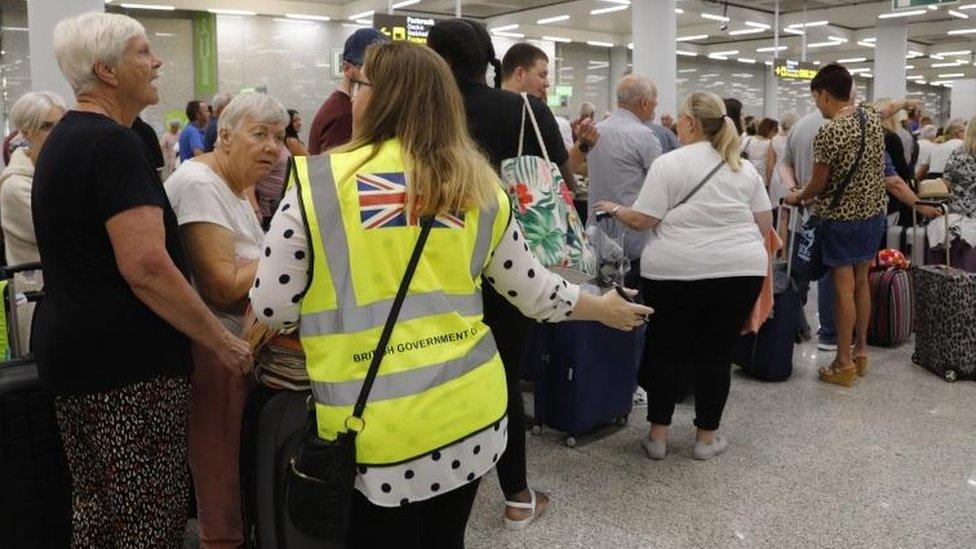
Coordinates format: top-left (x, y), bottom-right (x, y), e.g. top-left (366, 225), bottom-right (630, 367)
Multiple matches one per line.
top-left (357, 172), bottom-right (465, 229)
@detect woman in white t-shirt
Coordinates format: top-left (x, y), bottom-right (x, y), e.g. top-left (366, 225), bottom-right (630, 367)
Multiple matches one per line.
top-left (164, 91), bottom-right (287, 547)
top-left (596, 91), bottom-right (772, 462)
top-left (767, 112), bottom-right (799, 204)
top-left (741, 117), bottom-right (778, 187)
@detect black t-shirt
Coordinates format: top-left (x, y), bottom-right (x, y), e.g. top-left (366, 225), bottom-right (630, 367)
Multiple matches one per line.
top-left (132, 116), bottom-right (165, 172)
top-left (458, 82), bottom-right (569, 169)
top-left (31, 111), bottom-right (192, 396)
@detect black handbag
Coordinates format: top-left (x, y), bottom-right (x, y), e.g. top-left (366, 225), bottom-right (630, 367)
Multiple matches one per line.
top-left (281, 216), bottom-right (435, 542)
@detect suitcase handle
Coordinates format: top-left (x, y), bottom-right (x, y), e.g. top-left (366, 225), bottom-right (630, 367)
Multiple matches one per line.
top-left (913, 201), bottom-right (951, 268)
top-left (0, 262), bottom-right (42, 280)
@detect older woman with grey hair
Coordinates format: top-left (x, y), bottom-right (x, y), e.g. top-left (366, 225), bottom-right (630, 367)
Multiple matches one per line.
top-left (32, 12), bottom-right (252, 547)
top-left (164, 90), bottom-right (288, 548)
top-left (0, 91), bottom-right (66, 351)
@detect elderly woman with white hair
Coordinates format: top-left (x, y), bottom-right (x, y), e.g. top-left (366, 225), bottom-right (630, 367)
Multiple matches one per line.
top-left (0, 91), bottom-right (66, 351)
top-left (164, 90), bottom-right (288, 548)
top-left (32, 12), bottom-right (252, 547)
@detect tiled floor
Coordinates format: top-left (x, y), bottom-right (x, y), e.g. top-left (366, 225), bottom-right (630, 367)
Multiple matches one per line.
top-left (185, 300), bottom-right (976, 549)
top-left (465, 315), bottom-right (976, 548)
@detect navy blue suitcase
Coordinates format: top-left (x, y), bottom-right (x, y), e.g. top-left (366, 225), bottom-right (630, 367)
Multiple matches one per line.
top-left (532, 321), bottom-right (645, 446)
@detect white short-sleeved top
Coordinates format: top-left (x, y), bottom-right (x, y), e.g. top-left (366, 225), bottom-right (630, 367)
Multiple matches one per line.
top-left (631, 141), bottom-right (771, 281)
top-left (164, 160), bottom-right (266, 332)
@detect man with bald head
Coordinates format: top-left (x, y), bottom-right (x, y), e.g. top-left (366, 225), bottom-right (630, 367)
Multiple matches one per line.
top-left (587, 73), bottom-right (662, 288)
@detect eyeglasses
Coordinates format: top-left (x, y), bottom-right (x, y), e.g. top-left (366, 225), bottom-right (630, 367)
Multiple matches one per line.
top-left (350, 78), bottom-right (372, 98)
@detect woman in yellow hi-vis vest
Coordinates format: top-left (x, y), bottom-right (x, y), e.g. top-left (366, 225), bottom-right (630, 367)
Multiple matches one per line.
top-left (250, 41), bottom-right (650, 548)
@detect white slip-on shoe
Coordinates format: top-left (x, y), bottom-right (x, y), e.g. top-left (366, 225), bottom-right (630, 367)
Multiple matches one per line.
top-left (693, 435), bottom-right (729, 461)
top-left (641, 437), bottom-right (667, 460)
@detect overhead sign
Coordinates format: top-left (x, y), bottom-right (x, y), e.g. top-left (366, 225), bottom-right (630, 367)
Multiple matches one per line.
top-left (773, 58), bottom-right (818, 81)
top-left (373, 13), bottom-right (436, 44)
top-left (892, 0), bottom-right (957, 9)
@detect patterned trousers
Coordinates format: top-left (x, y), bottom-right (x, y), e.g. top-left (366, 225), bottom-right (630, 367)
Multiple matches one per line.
top-left (55, 375), bottom-right (190, 548)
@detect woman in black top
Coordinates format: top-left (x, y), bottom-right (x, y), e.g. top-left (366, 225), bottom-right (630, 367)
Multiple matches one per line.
top-left (33, 13), bottom-right (251, 546)
top-left (284, 108), bottom-right (308, 156)
top-left (428, 18), bottom-right (561, 530)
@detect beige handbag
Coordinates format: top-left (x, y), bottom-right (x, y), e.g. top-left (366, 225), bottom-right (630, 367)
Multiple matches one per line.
top-left (918, 178), bottom-right (951, 200)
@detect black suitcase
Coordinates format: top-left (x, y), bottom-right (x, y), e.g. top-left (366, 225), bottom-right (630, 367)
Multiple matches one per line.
top-left (241, 386), bottom-right (339, 549)
top-left (0, 262), bottom-right (72, 548)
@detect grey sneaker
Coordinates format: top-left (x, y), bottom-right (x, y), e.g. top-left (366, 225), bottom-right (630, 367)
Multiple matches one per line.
top-left (641, 437), bottom-right (667, 460)
top-left (817, 342), bottom-right (838, 352)
top-left (693, 435), bottom-right (729, 461)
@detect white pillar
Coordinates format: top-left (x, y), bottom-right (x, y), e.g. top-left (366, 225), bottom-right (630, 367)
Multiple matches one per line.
top-left (27, 0), bottom-right (104, 103)
top-left (950, 79), bottom-right (976, 121)
top-left (873, 20), bottom-right (907, 101)
top-left (633, 0), bottom-right (676, 119)
top-left (609, 46), bottom-right (628, 113)
top-left (763, 66), bottom-right (779, 119)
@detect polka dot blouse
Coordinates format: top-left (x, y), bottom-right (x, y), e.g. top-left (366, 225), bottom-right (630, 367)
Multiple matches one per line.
top-left (250, 187), bottom-right (581, 507)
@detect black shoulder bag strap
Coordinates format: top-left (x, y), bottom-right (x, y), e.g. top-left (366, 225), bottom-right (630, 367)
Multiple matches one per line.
top-left (675, 161), bottom-right (725, 209)
top-left (828, 108), bottom-right (867, 212)
top-left (350, 216), bottom-right (435, 421)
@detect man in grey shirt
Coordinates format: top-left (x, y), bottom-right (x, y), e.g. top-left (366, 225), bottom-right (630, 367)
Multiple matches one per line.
top-left (587, 74), bottom-right (662, 287)
top-left (779, 109), bottom-right (835, 349)
top-left (647, 116), bottom-right (680, 155)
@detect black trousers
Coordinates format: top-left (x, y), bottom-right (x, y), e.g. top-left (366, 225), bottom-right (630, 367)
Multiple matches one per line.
top-left (639, 276), bottom-right (764, 431)
top-left (482, 283), bottom-right (533, 498)
top-left (347, 478), bottom-right (481, 548)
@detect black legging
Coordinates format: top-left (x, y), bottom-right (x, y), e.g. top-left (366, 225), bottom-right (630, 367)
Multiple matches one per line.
top-left (347, 478), bottom-right (481, 548)
top-left (482, 283), bottom-right (533, 499)
top-left (639, 276), bottom-right (764, 431)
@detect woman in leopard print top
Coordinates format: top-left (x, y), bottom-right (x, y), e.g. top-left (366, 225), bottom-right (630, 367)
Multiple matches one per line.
top-left (786, 64), bottom-right (889, 388)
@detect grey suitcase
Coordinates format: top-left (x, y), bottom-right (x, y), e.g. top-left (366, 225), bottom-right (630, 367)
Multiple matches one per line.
top-left (911, 202), bottom-right (976, 382)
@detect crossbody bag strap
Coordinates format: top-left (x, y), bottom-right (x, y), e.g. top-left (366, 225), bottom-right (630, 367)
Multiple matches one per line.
top-left (828, 108), bottom-right (867, 211)
top-left (349, 216), bottom-right (435, 420)
top-left (674, 161), bottom-right (725, 209)
top-left (520, 92), bottom-right (552, 164)
top-left (517, 100), bottom-right (527, 157)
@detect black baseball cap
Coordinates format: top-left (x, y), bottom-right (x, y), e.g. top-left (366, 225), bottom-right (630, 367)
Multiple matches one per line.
top-left (342, 28), bottom-right (389, 66)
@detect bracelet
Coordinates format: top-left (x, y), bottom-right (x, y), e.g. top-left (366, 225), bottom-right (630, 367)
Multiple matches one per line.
top-left (578, 141), bottom-right (592, 154)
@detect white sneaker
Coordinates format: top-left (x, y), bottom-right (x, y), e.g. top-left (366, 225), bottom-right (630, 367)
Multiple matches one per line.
top-left (641, 437), bottom-right (667, 460)
top-left (632, 387), bottom-right (648, 407)
top-left (694, 435), bottom-right (728, 460)
top-left (817, 342), bottom-right (838, 351)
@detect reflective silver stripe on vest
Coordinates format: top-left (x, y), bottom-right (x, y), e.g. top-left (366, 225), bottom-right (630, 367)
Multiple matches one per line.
top-left (307, 155), bottom-right (357, 305)
top-left (470, 202), bottom-right (498, 278)
top-left (311, 332), bottom-right (498, 407)
top-left (300, 290), bottom-right (483, 336)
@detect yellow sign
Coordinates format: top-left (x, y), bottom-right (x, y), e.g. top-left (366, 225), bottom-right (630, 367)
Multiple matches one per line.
top-left (374, 13), bottom-right (436, 44)
top-left (773, 59), bottom-right (818, 81)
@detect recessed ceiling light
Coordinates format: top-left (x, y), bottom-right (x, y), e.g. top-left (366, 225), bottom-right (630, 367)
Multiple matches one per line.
top-left (905, 65), bottom-right (915, 69)
top-left (348, 10), bottom-right (375, 20)
top-left (675, 8), bottom-right (684, 14)
top-left (701, 13), bottom-right (730, 22)
top-left (729, 28), bottom-right (764, 36)
top-left (208, 8), bottom-right (256, 15)
top-left (587, 41), bottom-right (615, 47)
top-left (786, 20), bottom-right (828, 28)
top-left (783, 28), bottom-right (805, 35)
top-left (391, 0), bottom-right (421, 8)
top-left (808, 40), bottom-right (845, 48)
top-left (745, 21), bottom-right (771, 29)
top-left (286, 13), bottom-right (330, 21)
top-left (837, 57), bottom-right (867, 63)
top-left (939, 49), bottom-right (972, 56)
top-left (677, 34), bottom-right (709, 42)
top-left (119, 3), bottom-right (175, 10)
top-left (931, 61), bottom-right (964, 67)
top-left (737, 58), bottom-right (756, 64)
top-left (591, 5), bottom-right (628, 15)
top-left (493, 31), bottom-right (525, 38)
top-left (355, 18), bottom-right (373, 25)
top-left (676, 50), bottom-right (698, 57)
top-left (907, 75), bottom-right (924, 79)
top-left (948, 28), bottom-right (976, 35)
top-left (938, 73), bottom-right (965, 78)
top-left (543, 36), bottom-right (571, 43)
top-left (878, 9), bottom-right (926, 18)
top-left (710, 49), bottom-right (739, 56)
top-left (756, 45), bottom-right (787, 53)
top-left (489, 24), bottom-right (519, 32)
top-left (537, 15), bottom-right (570, 25)
top-left (949, 9), bottom-right (970, 18)
top-left (960, 3), bottom-right (976, 10)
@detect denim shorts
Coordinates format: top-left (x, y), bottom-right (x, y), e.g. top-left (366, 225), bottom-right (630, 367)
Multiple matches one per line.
top-left (819, 212), bottom-right (886, 267)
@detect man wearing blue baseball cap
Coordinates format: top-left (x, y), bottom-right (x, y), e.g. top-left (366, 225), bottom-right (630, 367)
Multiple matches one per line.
top-left (308, 28), bottom-right (389, 154)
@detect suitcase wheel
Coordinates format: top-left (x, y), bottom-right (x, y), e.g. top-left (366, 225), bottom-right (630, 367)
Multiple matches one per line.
top-left (530, 425), bottom-right (542, 436)
top-left (944, 370), bottom-right (958, 383)
top-left (564, 436), bottom-right (577, 448)
top-left (911, 353), bottom-right (920, 367)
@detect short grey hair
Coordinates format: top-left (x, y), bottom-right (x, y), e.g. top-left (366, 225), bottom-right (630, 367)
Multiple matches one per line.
top-left (9, 91), bottom-right (68, 134)
top-left (920, 124), bottom-right (938, 140)
top-left (617, 74), bottom-right (657, 107)
top-left (217, 91), bottom-right (289, 144)
top-left (578, 101), bottom-right (596, 120)
top-left (946, 120), bottom-right (966, 137)
top-left (54, 12), bottom-right (146, 95)
top-left (779, 112), bottom-right (800, 132)
top-left (211, 92), bottom-right (234, 115)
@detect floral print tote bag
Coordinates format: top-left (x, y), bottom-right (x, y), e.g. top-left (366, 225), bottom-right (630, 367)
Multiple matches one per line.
top-left (499, 93), bottom-right (596, 278)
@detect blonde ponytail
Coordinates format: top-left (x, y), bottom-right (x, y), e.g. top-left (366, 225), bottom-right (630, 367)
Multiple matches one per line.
top-left (680, 92), bottom-right (743, 171)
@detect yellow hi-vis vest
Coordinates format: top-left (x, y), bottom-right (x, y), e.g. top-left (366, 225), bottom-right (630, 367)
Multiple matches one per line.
top-left (295, 140), bottom-right (510, 466)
